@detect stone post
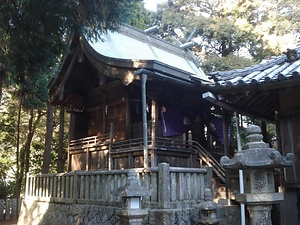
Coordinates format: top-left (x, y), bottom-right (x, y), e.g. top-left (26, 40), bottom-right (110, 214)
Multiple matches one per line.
top-left (220, 125), bottom-right (295, 225)
top-left (158, 162), bottom-right (170, 209)
top-left (115, 169), bottom-right (150, 225)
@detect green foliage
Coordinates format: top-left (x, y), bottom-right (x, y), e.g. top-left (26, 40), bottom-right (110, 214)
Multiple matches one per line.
top-left (128, 1), bottom-right (152, 29)
top-left (0, 0), bottom-right (141, 107)
top-left (151, 0), bottom-right (300, 68)
top-left (201, 53), bottom-right (255, 74)
top-left (230, 115), bottom-right (277, 154)
top-left (0, 180), bottom-right (16, 199)
top-left (0, 87), bottom-right (70, 197)
top-left (0, 0), bottom-right (143, 197)
top-left (0, 89), bottom-right (18, 197)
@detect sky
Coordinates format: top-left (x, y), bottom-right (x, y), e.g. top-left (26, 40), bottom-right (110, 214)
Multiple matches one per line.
top-left (144, 0), bottom-right (167, 11)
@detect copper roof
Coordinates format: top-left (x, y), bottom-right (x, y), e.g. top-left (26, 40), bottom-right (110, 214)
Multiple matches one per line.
top-left (49, 24), bottom-right (213, 111)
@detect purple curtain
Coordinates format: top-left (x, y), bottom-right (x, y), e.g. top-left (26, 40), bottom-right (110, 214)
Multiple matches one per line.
top-left (161, 104), bottom-right (195, 137)
top-left (206, 115), bottom-right (224, 143)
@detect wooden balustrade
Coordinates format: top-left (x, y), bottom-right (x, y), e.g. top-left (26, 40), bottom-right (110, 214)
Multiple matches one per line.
top-left (25, 164), bottom-right (211, 209)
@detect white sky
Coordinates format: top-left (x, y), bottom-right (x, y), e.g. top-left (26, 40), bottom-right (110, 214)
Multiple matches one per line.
top-left (144, 0), bottom-right (167, 11)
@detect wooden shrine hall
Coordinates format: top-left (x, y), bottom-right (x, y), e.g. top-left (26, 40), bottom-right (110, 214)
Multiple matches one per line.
top-left (49, 24), bottom-right (225, 179)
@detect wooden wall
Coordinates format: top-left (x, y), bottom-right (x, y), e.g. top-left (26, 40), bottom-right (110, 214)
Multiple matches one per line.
top-left (69, 113), bottom-right (89, 140)
top-left (278, 88), bottom-right (300, 225)
top-left (279, 88), bottom-right (300, 186)
top-left (72, 80), bottom-right (129, 140)
top-left (279, 115), bottom-right (300, 185)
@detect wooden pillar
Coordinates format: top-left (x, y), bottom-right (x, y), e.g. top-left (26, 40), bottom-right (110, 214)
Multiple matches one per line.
top-left (261, 121), bottom-right (268, 144)
top-left (67, 148), bottom-right (72, 172)
top-left (222, 109), bottom-right (229, 156)
top-left (141, 74), bottom-right (148, 168)
top-left (222, 109), bottom-right (230, 200)
top-left (69, 113), bottom-right (75, 140)
top-left (108, 123), bottom-right (114, 170)
top-left (151, 99), bottom-right (157, 167)
top-left (68, 114), bottom-right (75, 171)
top-left (102, 91), bottom-right (107, 134)
top-left (86, 148), bottom-right (91, 171)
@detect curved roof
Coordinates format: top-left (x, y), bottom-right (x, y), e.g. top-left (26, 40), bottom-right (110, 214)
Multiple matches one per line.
top-left (49, 24), bottom-right (212, 111)
top-left (83, 25), bottom-right (211, 83)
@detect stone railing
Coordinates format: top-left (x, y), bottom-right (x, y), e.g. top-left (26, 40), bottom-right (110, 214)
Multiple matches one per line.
top-left (25, 163), bottom-right (211, 209)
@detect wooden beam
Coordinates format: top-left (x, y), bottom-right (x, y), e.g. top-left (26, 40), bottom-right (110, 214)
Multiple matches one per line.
top-left (51, 46), bottom-right (80, 102)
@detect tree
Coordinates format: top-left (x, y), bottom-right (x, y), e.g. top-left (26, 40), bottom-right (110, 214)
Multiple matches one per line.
top-left (0, 86), bottom-right (70, 196)
top-left (0, 0), bottom-right (143, 104)
top-left (0, 89), bottom-right (18, 198)
top-left (41, 102), bottom-right (53, 174)
top-left (0, 0), bottom-right (147, 196)
top-left (152, 0), bottom-right (300, 70)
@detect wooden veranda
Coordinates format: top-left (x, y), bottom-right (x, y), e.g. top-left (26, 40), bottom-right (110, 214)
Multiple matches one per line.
top-left (67, 124), bottom-right (226, 183)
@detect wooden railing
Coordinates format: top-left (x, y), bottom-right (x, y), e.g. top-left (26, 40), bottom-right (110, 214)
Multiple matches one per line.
top-left (68, 133), bottom-right (226, 182)
top-left (0, 198), bottom-right (21, 220)
top-left (111, 137), bottom-right (145, 152)
top-left (190, 141), bottom-right (226, 183)
top-left (25, 164), bottom-right (211, 209)
top-left (69, 134), bottom-right (111, 150)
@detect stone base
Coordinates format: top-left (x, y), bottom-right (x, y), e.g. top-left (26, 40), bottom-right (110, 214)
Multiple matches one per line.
top-left (247, 205), bottom-right (272, 225)
top-left (17, 199), bottom-right (122, 225)
top-left (18, 199), bottom-right (241, 225)
top-left (117, 209), bottom-right (148, 225)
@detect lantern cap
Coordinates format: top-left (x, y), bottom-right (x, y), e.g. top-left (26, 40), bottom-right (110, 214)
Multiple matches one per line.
top-left (221, 125), bottom-right (296, 169)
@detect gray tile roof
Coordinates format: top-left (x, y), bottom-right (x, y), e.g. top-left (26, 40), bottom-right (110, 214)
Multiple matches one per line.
top-left (209, 49), bottom-right (300, 88)
top-left (205, 48), bottom-right (300, 121)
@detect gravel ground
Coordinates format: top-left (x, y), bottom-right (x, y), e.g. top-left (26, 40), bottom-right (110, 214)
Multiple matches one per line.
top-left (0, 220), bottom-right (18, 225)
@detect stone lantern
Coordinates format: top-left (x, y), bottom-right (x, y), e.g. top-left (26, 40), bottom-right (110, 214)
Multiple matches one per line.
top-left (194, 188), bottom-right (222, 225)
top-left (116, 169), bottom-right (151, 225)
top-left (220, 125), bottom-right (295, 225)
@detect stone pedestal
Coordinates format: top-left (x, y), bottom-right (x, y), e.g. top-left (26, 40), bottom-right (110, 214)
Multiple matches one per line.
top-left (118, 209), bottom-right (148, 225)
top-left (220, 125), bottom-right (295, 225)
top-left (247, 205), bottom-right (272, 225)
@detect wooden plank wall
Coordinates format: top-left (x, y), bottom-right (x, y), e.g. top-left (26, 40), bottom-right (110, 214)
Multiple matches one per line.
top-left (279, 115), bottom-right (300, 185)
top-left (0, 199), bottom-right (21, 220)
top-left (85, 80), bottom-right (128, 140)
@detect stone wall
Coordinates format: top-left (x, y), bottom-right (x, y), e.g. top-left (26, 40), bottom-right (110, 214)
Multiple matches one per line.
top-left (19, 165), bottom-right (241, 224)
top-left (18, 199), bottom-right (121, 225)
top-left (18, 199), bottom-right (240, 225)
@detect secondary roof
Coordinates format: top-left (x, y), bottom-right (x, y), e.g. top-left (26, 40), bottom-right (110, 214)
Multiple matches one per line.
top-left (206, 48), bottom-right (300, 121)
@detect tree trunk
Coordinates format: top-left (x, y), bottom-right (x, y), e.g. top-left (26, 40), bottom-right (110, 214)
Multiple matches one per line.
top-left (18, 108), bottom-right (43, 193)
top-left (0, 66), bottom-right (7, 105)
top-left (41, 102), bottom-right (53, 174)
top-left (24, 109), bottom-right (34, 174)
top-left (57, 108), bottom-right (65, 173)
top-left (25, 109), bottom-right (43, 173)
top-left (15, 101), bottom-right (22, 198)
